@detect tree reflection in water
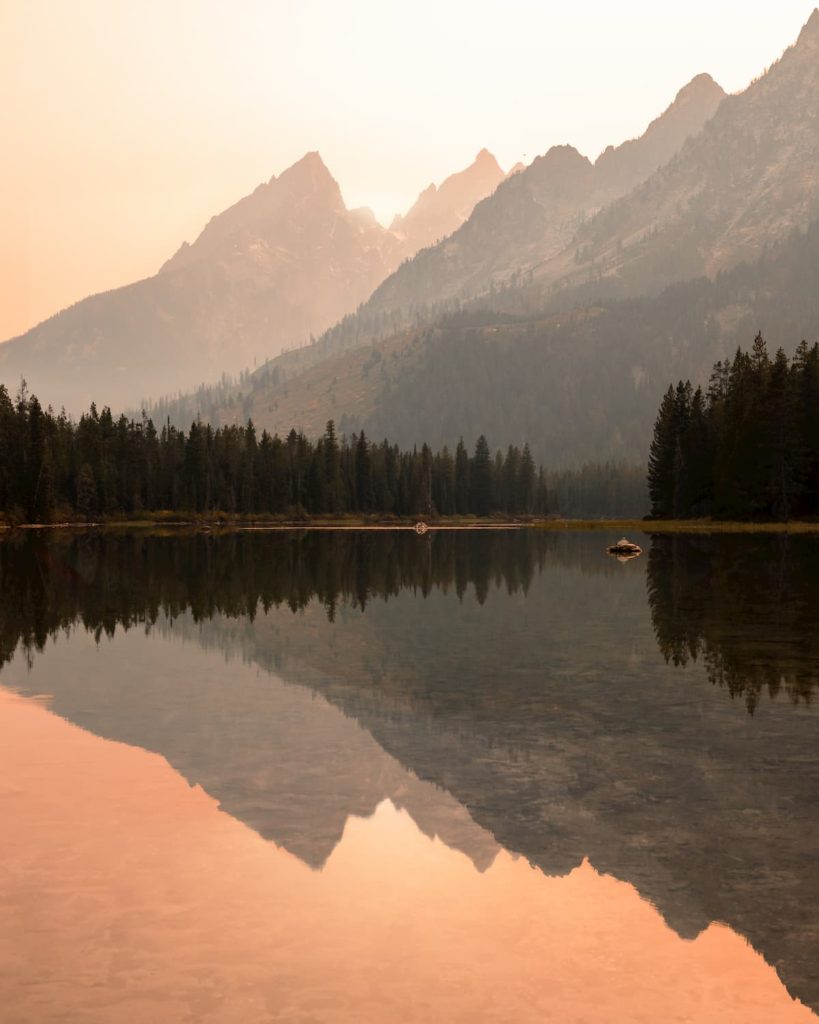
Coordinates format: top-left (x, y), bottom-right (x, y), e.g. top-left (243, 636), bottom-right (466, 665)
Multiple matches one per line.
top-left (647, 533), bottom-right (819, 713)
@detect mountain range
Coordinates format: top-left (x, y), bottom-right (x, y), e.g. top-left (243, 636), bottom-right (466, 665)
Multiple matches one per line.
top-left (317, 11), bottom-right (819, 347)
top-left (352, 72), bottom-right (727, 328)
top-left (149, 10), bottom-right (819, 469)
top-left (0, 149), bottom-right (506, 413)
top-left (389, 147), bottom-right (508, 251)
top-left (3, 11), bottom-right (819, 476)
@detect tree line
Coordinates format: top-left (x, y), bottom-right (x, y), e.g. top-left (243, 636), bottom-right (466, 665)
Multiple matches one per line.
top-left (0, 383), bottom-right (549, 522)
top-left (648, 334), bottom-right (819, 520)
top-left (546, 461), bottom-right (647, 519)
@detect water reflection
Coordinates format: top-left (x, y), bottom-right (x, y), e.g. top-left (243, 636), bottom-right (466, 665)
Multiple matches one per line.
top-left (0, 529), bottom-right (567, 666)
top-left (2, 529), bottom-right (819, 1015)
top-left (647, 533), bottom-right (819, 712)
top-left (1, 688), bottom-right (814, 1024)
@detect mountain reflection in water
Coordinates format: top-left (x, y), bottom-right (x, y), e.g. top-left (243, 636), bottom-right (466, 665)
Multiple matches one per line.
top-left (1, 529), bottom-right (818, 1018)
top-left (1, 687), bottom-right (814, 1024)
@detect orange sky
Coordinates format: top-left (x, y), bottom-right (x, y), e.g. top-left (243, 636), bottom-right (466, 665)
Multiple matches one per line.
top-left (0, 686), bottom-right (815, 1023)
top-left (1, 0), bottom-right (816, 340)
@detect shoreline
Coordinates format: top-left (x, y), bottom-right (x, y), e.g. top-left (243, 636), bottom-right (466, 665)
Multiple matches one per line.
top-left (3, 516), bottom-right (819, 534)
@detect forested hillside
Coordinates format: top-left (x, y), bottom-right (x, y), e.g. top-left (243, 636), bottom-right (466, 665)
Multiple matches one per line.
top-left (351, 222), bottom-right (819, 467)
top-left (141, 72), bottom-right (725, 429)
top-left (144, 219), bottom-right (819, 472)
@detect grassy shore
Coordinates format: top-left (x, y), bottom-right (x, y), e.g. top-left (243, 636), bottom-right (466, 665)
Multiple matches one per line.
top-left (534, 518), bottom-right (819, 534)
top-left (0, 511), bottom-right (526, 532)
top-left (3, 512), bottom-right (819, 534)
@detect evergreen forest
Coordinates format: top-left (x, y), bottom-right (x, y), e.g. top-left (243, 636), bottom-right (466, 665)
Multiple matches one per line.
top-left (0, 384), bottom-right (549, 522)
top-left (647, 335), bottom-right (819, 520)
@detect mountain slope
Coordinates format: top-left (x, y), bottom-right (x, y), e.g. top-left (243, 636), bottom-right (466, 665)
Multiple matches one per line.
top-left (163, 15), bottom-right (819, 467)
top-left (0, 151), bottom-right (504, 414)
top-left (254, 9), bottom-right (818, 386)
top-left (149, 69), bottom-right (726, 427)
top-left (309, 72), bottom-right (725, 353)
top-left (340, 10), bottom-right (819, 334)
top-left (355, 222), bottom-right (819, 467)
top-left (169, 218), bottom-right (819, 468)
top-left (390, 148), bottom-right (506, 252)
top-left (553, 9), bottom-right (819, 297)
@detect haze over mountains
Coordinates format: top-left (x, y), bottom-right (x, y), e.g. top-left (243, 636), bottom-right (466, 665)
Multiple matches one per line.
top-left (144, 68), bottom-right (727, 435)
top-left (148, 11), bottom-right (819, 470)
top-left (353, 72), bottom-right (726, 329)
top-left (3, 11), bottom-right (819, 476)
top-left (337, 11), bottom-right (818, 336)
top-left (0, 149), bottom-right (506, 413)
top-left (390, 148), bottom-right (507, 252)
top-left (559, 9), bottom-right (819, 296)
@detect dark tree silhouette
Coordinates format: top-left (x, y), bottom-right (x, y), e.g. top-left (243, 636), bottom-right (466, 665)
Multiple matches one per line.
top-left (0, 384), bottom-right (551, 523)
top-left (647, 335), bottom-right (819, 520)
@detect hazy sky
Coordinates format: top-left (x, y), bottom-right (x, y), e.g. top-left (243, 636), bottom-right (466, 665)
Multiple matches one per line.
top-left (1, 0), bottom-right (816, 340)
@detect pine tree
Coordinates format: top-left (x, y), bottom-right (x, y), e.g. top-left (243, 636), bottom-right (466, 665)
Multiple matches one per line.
top-left (26, 395), bottom-right (55, 522)
top-left (0, 384), bottom-right (18, 515)
top-left (647, 386), bottom-right (677, 518)
top-left (677, 387), bottom-right (710, 516)
top-left (671, 380), bottom-right (693, 518)
top-left (323, 420), bottom-right (344, 513)
top-left (454, 439), bottom-right (470, 514)
top-left (76, 463), bottom-right (98, 519)
top-left (517, 444), bottom-right (536, 514)
top-left (433, 446), bottom-right (455, 515)
top-left (470, 435), bottom-right (493, 516)
top-left (355, 431), bottom-right (374, 512)
top-left (535, 468), bottom-right (548, 515)
top-left (502, 445), bottom-right (519, 514)
top-left (767, 347), bottom-right (799, 520)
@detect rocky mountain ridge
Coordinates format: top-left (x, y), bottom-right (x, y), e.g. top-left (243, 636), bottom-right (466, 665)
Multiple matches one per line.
top-left (0, 150), bottom-right (506, 413)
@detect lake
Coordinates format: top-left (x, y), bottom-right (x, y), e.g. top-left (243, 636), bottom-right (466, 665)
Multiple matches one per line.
top-left (1, 528), bottom-right (817, 1022)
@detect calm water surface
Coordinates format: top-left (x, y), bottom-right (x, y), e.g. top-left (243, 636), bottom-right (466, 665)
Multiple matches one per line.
top-left (1, 529), bottom-right (818, 1022)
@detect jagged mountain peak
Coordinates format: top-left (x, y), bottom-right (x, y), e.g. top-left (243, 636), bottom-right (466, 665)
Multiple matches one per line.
top-left (582, 10), bottom-right (819, 283)
top-left (435, 148), bottom-right (504, 191)
top-left (441, 148), bottom-right (504, 193)
top-left (267, 66), bottom-right (731, 374)
top-left (532, 144), bottom-right (593, 180)
top-left (0, 143), bottom-right (507, 413)
top-left (158, 151), bottom-right (348, 276)
top-left (541, 143), bottom-right (591, 163)
top-left (796, 7), bottom-right (819, 45)
top-left (390, 149), bottom-right (505, 248)
top-left (589, 72), bottom-right (724, 197)
top-left (595, 73), bottom-right (725, 169)
top-left (473, 147), bottom-right (502, 170)
top-left (277, 150), bottom-right (343, 202)
top-left (673, 72), bottom-right (724, 103)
